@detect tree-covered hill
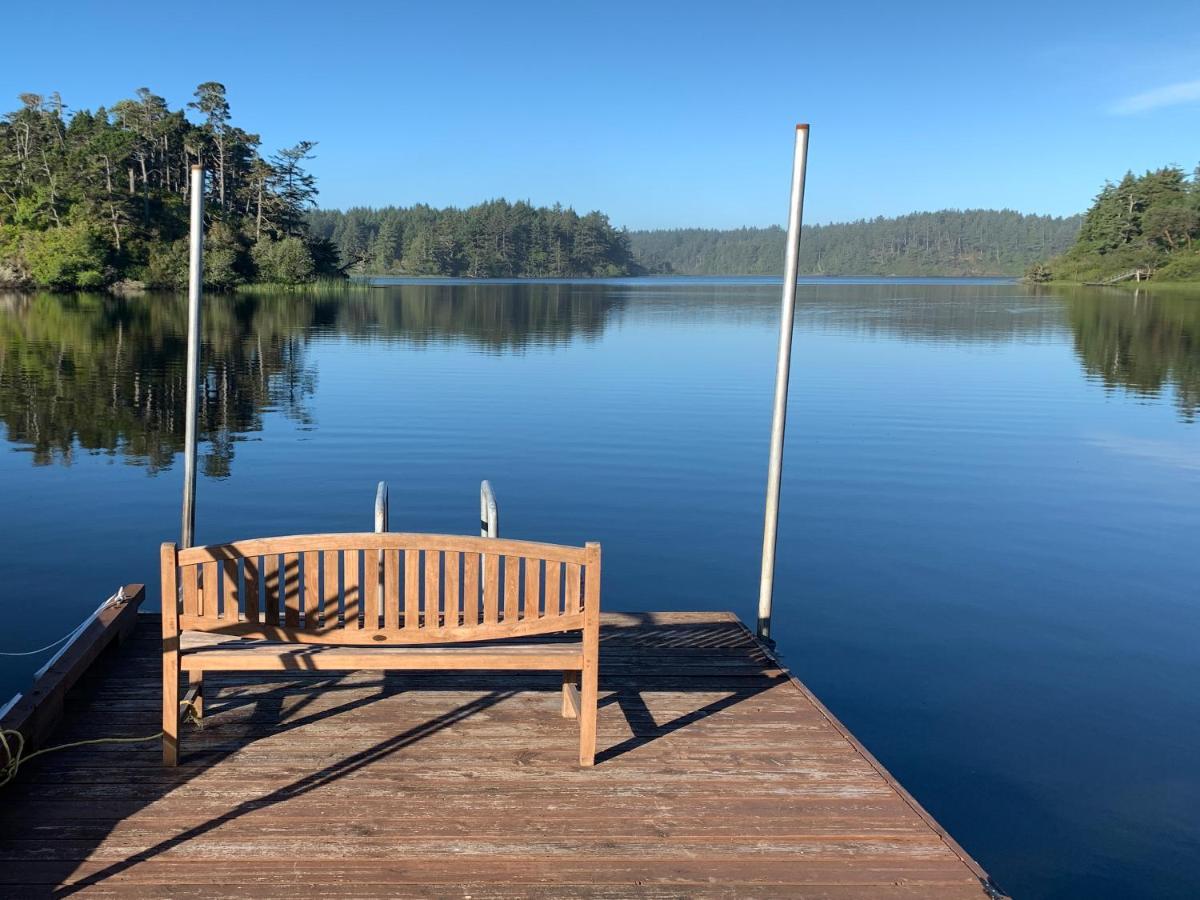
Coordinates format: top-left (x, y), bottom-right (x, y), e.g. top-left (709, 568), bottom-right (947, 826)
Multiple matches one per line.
top-left (1037, 166), bottom-right (1200, 283)
top-left (307, 201), bottom-right (640, 278)
top-left (0, 86), bottom-right (339, 291)
top-left (628, 210), bottom-right (1082, 277)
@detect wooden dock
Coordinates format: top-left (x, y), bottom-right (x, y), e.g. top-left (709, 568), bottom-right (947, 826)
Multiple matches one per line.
top-left (1, 610), bottom-right (1001, 898)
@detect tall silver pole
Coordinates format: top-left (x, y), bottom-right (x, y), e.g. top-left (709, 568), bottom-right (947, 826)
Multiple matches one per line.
top-left (757, 125), bottom-right (810, 643)
top-left (181, 165), bottom-right (205, 549)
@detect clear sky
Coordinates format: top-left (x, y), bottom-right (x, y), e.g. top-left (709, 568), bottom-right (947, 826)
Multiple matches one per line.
top-left (4, 1), bottom-right (1199, 229)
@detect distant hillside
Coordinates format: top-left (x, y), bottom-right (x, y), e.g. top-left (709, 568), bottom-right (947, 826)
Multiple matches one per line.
top-left (629, 210), bottom-right (1082, 277)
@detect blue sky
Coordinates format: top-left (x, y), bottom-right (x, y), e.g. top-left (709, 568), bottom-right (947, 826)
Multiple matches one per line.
top-left (4, 1), bottom-right (1199, 228)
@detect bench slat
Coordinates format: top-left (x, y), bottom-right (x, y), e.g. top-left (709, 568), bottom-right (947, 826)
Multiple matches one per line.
top-left (321, 550), bottom-right (339, 626)
top-left (483, 553), bottom-right (499, 625)
top-left (303, 552), bottom-right (320, 630)
top-left (365, 547), bottom-right (381, 631)
top-left (283, 553), bottom-right (301, 628)
top-left (565, 563), bottom-right (581, 615)
top-left (177, 532), bottom-right (588, 566)
top-left (404, 549), bottom-right (419, 629)
top-left (201, 561), bottom-right (219, 621)
top-left (182, 564), bottom-right (200, 618)
top-left (221, 560), bottom-right (238, 621)
top-left (179, 643), bottom-right (584, 672)
top-left (463, 552), bottom-right (480, 627)
top-left (546, 561), bottom-right (561, 618)
top-left (503, 555), bottom-right (519, 623)
top-left (424, 550), bottom-right (440, 629)
top-left (445, 551), bottom-right (461, 628)
top-left (244, 556), bottom-right (260, 624)
top-left (384, 549), bottom-right (399, 630)
top-left (263, 555), bottom-right (280, 626)
top-left (345, 549), bottom-right (361, 630)
top-left (176, 615), bottom-right (586, 645)
top-left (526, 558), bottom-right (541, 620)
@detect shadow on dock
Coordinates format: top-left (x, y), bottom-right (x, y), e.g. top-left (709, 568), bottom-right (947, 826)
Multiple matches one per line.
top-left (1, 612), bottom-right (1000, 898)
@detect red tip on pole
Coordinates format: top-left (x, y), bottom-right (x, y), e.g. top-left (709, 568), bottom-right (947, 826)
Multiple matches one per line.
top-left (796, 123), bottom-right (809, 131)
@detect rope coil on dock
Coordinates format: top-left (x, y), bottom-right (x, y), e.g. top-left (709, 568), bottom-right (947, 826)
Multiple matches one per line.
top-left (1, 697), bottom-right (201, 789)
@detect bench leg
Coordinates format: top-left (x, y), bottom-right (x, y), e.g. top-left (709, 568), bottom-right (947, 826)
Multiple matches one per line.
top-left (579, 655), bottom-right (598, 767)
top-left (561, 672), bottom-right (581, 719)
top-left (162, 646), bottom-right (179, 767)
top-left (190, 671), bottom-right (204, 720)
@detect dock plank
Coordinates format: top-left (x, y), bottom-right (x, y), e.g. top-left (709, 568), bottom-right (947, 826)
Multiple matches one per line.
top-left (0, 611), bottom-right (999, 898)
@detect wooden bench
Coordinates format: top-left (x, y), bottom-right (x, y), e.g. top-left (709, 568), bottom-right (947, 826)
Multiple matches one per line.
top-left (160, 533), bottom-right (600, 766)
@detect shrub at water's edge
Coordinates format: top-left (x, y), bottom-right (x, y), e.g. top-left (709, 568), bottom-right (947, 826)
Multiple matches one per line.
top-left (0, 86), bottom-right (341, 291)
top-left (1032, 166), bottom-right (1200, 284)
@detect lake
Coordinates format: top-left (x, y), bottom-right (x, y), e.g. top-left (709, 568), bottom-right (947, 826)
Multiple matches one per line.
top-left (0, 277), bottom-right (1197, 898)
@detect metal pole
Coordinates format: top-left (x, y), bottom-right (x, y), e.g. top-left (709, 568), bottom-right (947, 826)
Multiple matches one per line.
top-left (375, 481), bottom-right (388, 603)
top-left (757, 124), bottom-right (810, 643)
top-left (180, 165), bottom-right (205, 549)
top-left (375, 481), bottom-right (389, 533)
top-left (480, 480), bottom-right (498, 538)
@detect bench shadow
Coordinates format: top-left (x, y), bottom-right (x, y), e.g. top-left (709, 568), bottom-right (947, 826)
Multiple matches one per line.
top-left (55, 676), bottom-right (515, 895)
top-left (596, 677), bottom-right (788, 765)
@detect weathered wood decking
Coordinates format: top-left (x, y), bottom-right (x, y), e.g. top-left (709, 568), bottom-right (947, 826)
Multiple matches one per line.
top-left (1, 611), bottom-right (1000, 897)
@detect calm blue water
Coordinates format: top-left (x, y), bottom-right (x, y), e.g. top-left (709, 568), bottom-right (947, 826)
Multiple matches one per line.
top-left (0, 278), bottom-right (1197, 898)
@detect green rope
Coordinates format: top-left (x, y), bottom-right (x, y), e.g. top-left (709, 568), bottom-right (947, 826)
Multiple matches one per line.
top-left (1, 699), bottom-right (200, 788)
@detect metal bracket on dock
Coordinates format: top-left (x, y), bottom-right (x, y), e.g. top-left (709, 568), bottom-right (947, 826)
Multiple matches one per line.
top-left (481, 480), bottom-right (498, 537)
top-left (372, 480), bottom-right (498, 537)
top-left (375, 481), bottom-right (389, 533)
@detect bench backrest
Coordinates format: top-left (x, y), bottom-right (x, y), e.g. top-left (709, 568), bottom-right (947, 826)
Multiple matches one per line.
top-left (160, 533), bottom-right (600, 644)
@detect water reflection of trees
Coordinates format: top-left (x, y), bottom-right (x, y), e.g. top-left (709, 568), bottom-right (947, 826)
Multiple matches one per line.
top-left (0, 285), bottom-right (621, 472)
top-left (338, 283), bottom-right (619, 349)
top-left (601, 282), bottom-right (1069, 342)
top-left (6, 280), bottom-right (1189, 482)
top-left (801, 283), bottom-right (1066, 343)
top-left (0, 293), bottom-right (316, 473)
top-left (1061, 287), bottom-right (1200, 422)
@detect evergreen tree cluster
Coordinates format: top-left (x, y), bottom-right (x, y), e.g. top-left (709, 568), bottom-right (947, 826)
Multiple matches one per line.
top-left (0, 85), bottom-right (338, 290)
top-left (307, 200), bottom-right (641, 278)
top-left (628, 210), bottom-right (1082, 277)
top-left (1040, 166), bottom-right (1200, 283)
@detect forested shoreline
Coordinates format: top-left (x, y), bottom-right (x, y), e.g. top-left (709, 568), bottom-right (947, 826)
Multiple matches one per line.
top-left (312, 207), bottom-right (1081, 278)
top-left (627, 210), bottom-right (1082, 277)
top-left (307, 201), bottom-right (640, 278)
top-left (0, 86), bottom-right (338, 290)
top-left (1035, 166), bottom-right (1200, 283)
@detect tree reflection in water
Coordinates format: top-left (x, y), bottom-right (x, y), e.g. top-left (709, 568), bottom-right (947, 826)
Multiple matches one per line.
top-left (0, 284), bottom-right (621, 474)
